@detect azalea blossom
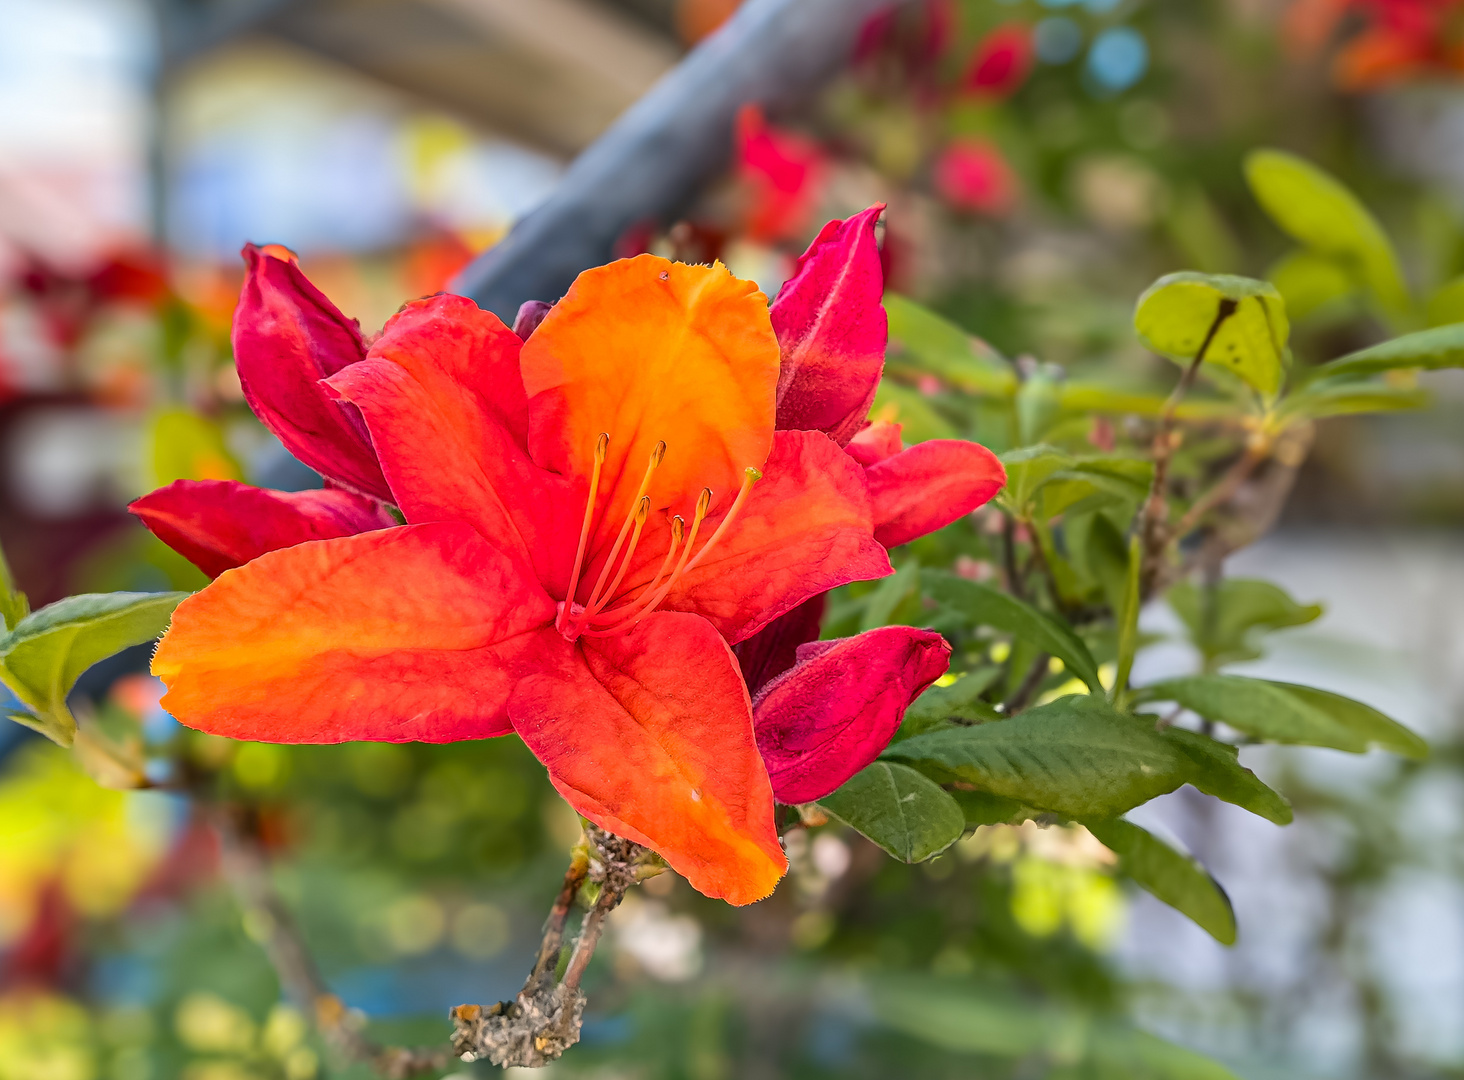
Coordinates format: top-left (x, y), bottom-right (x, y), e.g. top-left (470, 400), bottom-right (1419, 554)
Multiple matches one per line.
top-left (147, 249), bottom-right (896, 905)
top-left (135, 207), bottom-right (1005, 903)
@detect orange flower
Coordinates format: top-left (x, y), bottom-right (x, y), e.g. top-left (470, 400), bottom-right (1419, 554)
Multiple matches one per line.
top-left (151, 255), bottom-right (893, 905)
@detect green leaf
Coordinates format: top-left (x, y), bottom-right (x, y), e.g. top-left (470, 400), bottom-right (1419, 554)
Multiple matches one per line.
top-left (870, 381), bottom-right (960, 442)
top-left (885, 294), bottom-right (1017, 397)
top-left (1111, 535), bottom-right (1142, 706)
top-left (1267, 249), bottom-right (1358, 323)
top-left (997, 444), bottom-right (1072, 515)
top-left (1279, 682), bottom-right (1428, 759)
top-left (1059, 382), bottom-right (1239, 421)
top-left (818, 762), bottom-right (965, 863)
top-left (868, 977), bottom-right (1242, 1078)
top-left (1039, 457), bottom-right (1152, 519)
top-left (860, 560), bottom-right (920, 632)
top-left (1087, 818), bottom-right (1236, 945)
top-left (1245, 149), bottom-right (1412, 319)
top-left (949, 788), bottom-right (1035, 827)
top-left (925, 571), bottom-right (1103, 693)
top-left (0, 592), bottom-right (186, 746)
top-left (1163, 727), bottom-right (1292, 824)
top-left (885, 694), bottom-right (1291, 824)
top-left (1167, 577), bottom-right (1321, 668)
top-left (1137, 675), bottom-right (1363, 751)
top-left (1016, 366), bottom-right (1064, 445)
top-left (897, 668), bottom-right (1003, 741)
top-left (1426, 274), bottom-right (1464, 328)
top-left (1134, 272), bottom-right (1289, 397)
top-left (1310, 323), bottom-right (1464, 381)
top-left (1276, 382), bottom-right (1430, 422)
top-left (0, 544), bottom-right (28, 632)
top-left (1139, 676), bottom-right (1426, 760)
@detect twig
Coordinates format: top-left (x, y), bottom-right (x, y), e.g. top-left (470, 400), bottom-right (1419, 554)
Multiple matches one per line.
top-left (1005, 653), bottom-right (1051, 714)
top-left (1138, 300), bottom-right (1236, 599)
top-left (1171, 442), bottom-right (1269, 541)
top-left (451, 824), bottom-right (658, 1069)
top-left (212, 806), bottom-right (446, 1079)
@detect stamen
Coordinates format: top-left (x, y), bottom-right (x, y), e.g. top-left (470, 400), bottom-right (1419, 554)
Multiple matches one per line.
top-left (575, 441), bottom-right (666, 623)
top-left (586, 496), bottom-right (650, 617)
top-left (558, 432), bottom-right (609, 633)
top-left (582, 468), bottom-right (755, 635)
top-left (586, 514), bottom-right (683, 629)
top-left (673, 466), bottom-right (761, 580)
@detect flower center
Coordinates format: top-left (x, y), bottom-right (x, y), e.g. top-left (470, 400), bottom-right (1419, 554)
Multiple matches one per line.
top-left (555, 433), bottom-right (761, 641)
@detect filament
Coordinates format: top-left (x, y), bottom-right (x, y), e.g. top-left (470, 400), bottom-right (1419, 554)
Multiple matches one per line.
top-left (577, 441), bottom-right (665, 620)
top-left (558, 432), bottom-right (608, 634)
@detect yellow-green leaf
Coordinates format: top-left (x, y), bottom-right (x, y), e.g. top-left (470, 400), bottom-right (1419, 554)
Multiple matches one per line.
top-left (0, 592), bottom-right (186, 746)
top-left (1134, 272), bottom-right (1289, 397)
top-left (1245, 149), bottom-right (1411, 321)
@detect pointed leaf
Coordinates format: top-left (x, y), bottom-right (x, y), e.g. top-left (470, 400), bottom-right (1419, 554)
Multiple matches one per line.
top-left (819, 761), bottom-right (965, 863)
top-left (0, 592), bottom-right (186, 746)
top-left (1137, 674), bottom-right (1364, 751)
top-left (925, 571), bottom-right (1102, 693)
top-left (885, 294), bottom-right (1017, 397)
top-left (1167, 578), bottom-right (1322, 667)
top-left (1276, 382), bottom-right (1430, 422)
top-left (1134, 272), bottom-right (1289, 397)
top-left (1087, 818), bottom-right (1236, 944)
top-left (1245, 149), bottom-right (1411, 319)
top-left (885, 694), bottom-right (1291, 824)
top-left (0, 544), bottom-right (28, 632)
top-left (1311, 323), bottom-right (1464, 381)
top-left (1163, 727), bottom-right (1292, 824)
top-left (1144, 677), bottom-right (1427, 760)
top-left (1267, 249), bottom-right (1357, 323)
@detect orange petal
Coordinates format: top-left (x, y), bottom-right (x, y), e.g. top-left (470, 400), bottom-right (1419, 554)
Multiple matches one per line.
top-left (626, 430), bottom-right (891, 643)
top-left (520, 256), bottom-right (780, 559)
top-left (510, 611), bottom-right (786, 905)
top-left (327, 295), bottom-right (584, 597)
top-left (153, 523), bottom-right (556, 742)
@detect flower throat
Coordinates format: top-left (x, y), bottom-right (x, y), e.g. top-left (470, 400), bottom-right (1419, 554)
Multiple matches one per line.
top-left (555, 433), bottom-right (760, 641)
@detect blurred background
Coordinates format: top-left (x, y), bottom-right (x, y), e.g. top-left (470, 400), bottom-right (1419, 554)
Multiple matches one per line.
top-left (4, 0), bottom-right (1464, 1077)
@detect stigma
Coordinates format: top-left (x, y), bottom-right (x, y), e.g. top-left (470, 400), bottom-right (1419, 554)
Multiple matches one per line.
top-left (556, 434), bottom-right (760, 641)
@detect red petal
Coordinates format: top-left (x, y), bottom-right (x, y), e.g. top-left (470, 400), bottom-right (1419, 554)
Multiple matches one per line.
top-left (867, 439), bottom-right (1006, 548)
top-left (651, 430), bottom-right (891, 644)
top-left (754, 627), bottom-right (950, 804)
top-left (733, 593), bottom-right (825, 696)
top-left (509, 612), bottom-right (786, 905)
top-left (130, 479), bottom-right (395, 578)
top-left (232, 245), bottom-right (390, 500)
top-left (327, 294), bottom-right (583, 595)
top-left (152, 523), bottom-right (555, 742)
top-left (845, 419), bottom-right (903, 466)
top-left (770, 205), bottom-right (887, 444)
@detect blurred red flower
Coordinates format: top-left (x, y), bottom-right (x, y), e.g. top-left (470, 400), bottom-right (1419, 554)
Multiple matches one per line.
top-left (1287, 0), bottom-right (1464, 88)
top-left (964, 23), bottom-right (1034, 98)
top-left (933, 139), bottom-right (1019, 215)
top-left (735, 105), bottom-right (827, 244)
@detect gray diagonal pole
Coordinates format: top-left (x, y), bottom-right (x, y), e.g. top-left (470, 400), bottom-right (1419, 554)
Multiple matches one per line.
top-left (452, 0), bottom-right (914, 321)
